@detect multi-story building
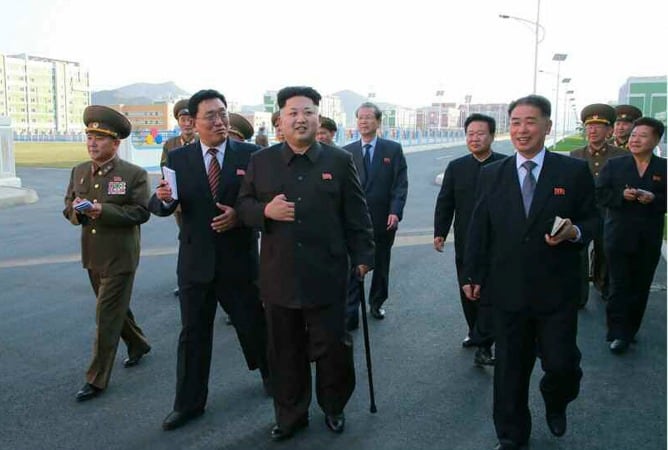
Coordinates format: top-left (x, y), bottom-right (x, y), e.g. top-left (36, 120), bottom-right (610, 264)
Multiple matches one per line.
top-left (0, 53), bottom-right (90, 134)
top-left (458, 103), bottom-right (510, 133)
top-left (416, 103), bottom-right (459, 129)
top-left (617, 76), bottom-right (667, 123)
top-left (110, 102), bottom-right (177, 134)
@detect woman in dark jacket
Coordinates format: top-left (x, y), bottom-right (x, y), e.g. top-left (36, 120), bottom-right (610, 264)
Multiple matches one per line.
top-left (596, 117), bottom-right (666, 354)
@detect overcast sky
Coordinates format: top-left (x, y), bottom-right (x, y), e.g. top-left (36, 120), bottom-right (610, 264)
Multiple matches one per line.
top-left (2, 0), bottom-right (666, 118)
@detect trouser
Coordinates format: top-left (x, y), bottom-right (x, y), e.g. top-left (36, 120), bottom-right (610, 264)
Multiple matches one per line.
top-left (493, 305), bottom-right (582, 444)
top-left (85, 270), bottom-right (148, 390)
top-left (346, 230), bottom-right (395, 324)
top-left (173, 279), bottom-right (268, 412)
top-left (591, 237), bottom-right (609, 297)
top-left (605, 243), bottom-right (661, 341)
top-left (455, 259), bottom-right (494, 347)
top-left (265, 302), bottom-right (355, 429)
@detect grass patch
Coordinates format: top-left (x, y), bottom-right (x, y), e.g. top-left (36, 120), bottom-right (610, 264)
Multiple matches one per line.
top-left (548, 134), bottom-right (587, 153)
top-left (15, 142), bottom-right (88, 168)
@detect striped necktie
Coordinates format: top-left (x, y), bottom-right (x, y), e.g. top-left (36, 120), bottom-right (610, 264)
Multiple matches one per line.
top-left (207, 148), bottom-right (221, 200)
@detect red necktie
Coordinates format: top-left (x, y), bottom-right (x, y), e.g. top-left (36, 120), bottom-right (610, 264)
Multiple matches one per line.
top-left (207, 148), bottom-right (220, 200)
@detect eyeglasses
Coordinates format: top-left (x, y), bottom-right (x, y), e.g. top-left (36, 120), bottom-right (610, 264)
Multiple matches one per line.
top-left (197, 110), bottom-right (228, 124)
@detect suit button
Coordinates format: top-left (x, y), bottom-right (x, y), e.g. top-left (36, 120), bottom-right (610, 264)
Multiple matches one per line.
top-left (298, 176), bottom-right (304, 181)
top-left (594, 162), bottom-right (599, 166)
top-left (94, 184), bottom-right (99, 189)
top-left (297, 242), bottom-right (302, 247)
top-left (523, 237), bottom-right (529, 242)
top-left (297, 197), bottom-right (302, 201)
top-left (91, 229), bottom-right (97, 234)
top-left (297, 219), bottom-right (302, 224)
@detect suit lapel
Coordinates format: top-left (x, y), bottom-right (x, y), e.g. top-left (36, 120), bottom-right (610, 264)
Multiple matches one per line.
top-left (503, 155), bottom-right (527, 224)
top-left (526, 151), bottom-right (555, 229)
top-left (367, 138), bottom-right (383, 190)
top-left (188, 142), bottom-right (214, 202)
top-left (350, 141), bottom-right (366, 186)
top-left (219, 139), bottom-right (238, 201)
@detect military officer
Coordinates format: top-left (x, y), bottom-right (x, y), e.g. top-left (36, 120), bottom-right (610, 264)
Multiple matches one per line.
top-left (228, 113), bottom-right (255, 141)
top-left (570, 104), bottom-right (626, 307)
top-left (609, 104), bottom-right (642, 149)
top-left (160, 99), bottom-right (197, 167)
top-left (272, 110), bottom-right (285, 143)
top-left (63, 105), bottom-right (151, 401)
top-left (317, 116), bottom-right (338, 146)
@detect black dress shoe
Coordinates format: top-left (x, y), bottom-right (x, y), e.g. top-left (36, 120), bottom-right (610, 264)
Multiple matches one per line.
top-left (546, 409), bottom-right (567, 437)
top-left (325, 413), bottom-right (345, 433)
top-left (123, 345), bottom-right (151, 368)
top-left (609, 339), bottom-right (629, 354)
top-left (474, 347), bottom-right (496, 366)
top-left (75, 383), bottom-right (102, 402)
top-left (162, 409), bottom-right (205, 431)
top-left (173, 287), bottom-right (179, 297)
top-left (370, 306), bottom-right (385, 320)
top-left (462, 336), bottom-right (475, 348)
top-left (270, 415), bottom-right (309, 441)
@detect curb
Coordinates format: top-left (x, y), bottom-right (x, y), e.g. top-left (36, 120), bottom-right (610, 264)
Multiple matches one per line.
top-left (0, 186), bottom-right (39, 209)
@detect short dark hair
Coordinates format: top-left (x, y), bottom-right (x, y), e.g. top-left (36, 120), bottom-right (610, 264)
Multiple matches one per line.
top-left (355, 102), bottom-right (382, 121)
top-left (465, 113), bottom-right (496, 135)
top-left (508, 95), bottom-right (551, 118)
top-left (188, 89), bottom-right (227, 118)
top-left (633, 117), bottom-right (665, 140)
top-left (319, 116), bottom-right (337, 132)
top-left (277, 86), bottom-right (321, 108)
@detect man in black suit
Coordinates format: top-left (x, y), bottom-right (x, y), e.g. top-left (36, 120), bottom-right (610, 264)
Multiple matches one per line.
top-left (463, 95), bottom-right (599, 450)
top-left (149, 89), bottom-right (269, 431)
top-left (434, 113), bottom-right (506, 365)
top-left (237, 86), bottom-right (375, 441)
top-left (344, 102), bottom-right (408, 327)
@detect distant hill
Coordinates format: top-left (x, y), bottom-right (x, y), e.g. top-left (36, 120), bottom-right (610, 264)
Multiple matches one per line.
top-left (92, 82), bottom-right (190, 105)
top-left (333, 90), bottom-right (367, 126)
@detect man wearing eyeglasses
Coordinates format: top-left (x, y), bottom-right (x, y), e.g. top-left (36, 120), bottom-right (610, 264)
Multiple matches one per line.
top-left (434, 113), bottom-right (506, 366)
top-left (344, 102), bottom-right (408, 329)
top-left (149, 89), bottom-right (269, 431)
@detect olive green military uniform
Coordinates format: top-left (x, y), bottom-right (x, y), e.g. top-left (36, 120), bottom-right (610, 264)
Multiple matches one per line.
top-left (64, 106), bottom-right (151, 391)
top-left (159, 99), bottom-right (196, 228)
top-left (571, 104), bottom-right (626, 305)
top-left (608, 104), bottom-right (642, 150)
top-left (228, 112), bottom-right (255, 141)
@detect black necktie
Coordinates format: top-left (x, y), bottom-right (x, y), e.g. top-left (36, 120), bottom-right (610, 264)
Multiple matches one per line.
top-left (363, 144), bottom-right (372, 180)
top-left (521, 160), bottom-right (537, 216)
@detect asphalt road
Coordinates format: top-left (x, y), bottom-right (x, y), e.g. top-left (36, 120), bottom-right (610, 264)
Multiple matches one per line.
top-left (0, 144), bottom-right (665, 450)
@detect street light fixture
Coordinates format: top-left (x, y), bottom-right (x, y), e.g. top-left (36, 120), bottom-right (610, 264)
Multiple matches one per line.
top-left (552, 53), bottom-right (568, 147)
top-left (563, 89), bottom-right (574, 136)
top-left (499, 0), bottom-right (544, 93)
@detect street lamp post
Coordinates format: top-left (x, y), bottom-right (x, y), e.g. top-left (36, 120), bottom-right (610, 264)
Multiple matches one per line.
top-left (499, 0), bottom-right (543, 93)
top-left (563, 89), bottom-right (574, 137)
top-left (552, 53), bottom-right (568, 147)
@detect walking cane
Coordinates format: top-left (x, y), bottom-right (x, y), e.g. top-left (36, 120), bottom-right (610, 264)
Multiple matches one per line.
top-left (358, 271), bottom-right (378, 413)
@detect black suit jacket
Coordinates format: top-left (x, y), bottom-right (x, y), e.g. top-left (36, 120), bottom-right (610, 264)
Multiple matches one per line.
top-left (236, 142), bottom-right (375, 308)
top-left (344, 138), bottom-right (408, 235)
top-left (434, 152), bottom-right (507, 261)
top-left (463, 151), bottom-right (600, 313)
top-left (148, 139), bottom-right (261, 285)
top-left (596, 154), bottom-right (667, 252)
